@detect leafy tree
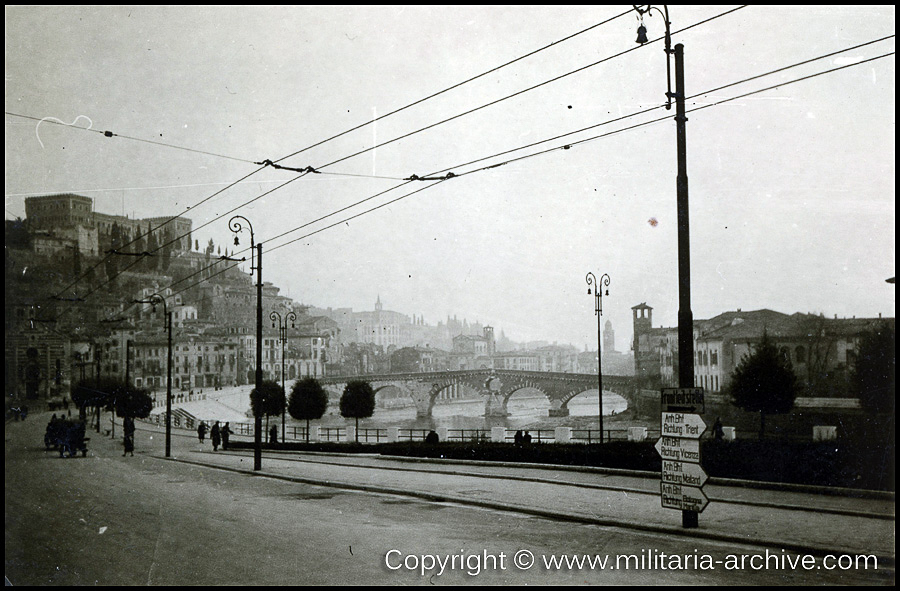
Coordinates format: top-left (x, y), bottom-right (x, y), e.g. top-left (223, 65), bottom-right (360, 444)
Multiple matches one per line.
top-left (115, 386), bottom-right (153, 419)
top-left (729, 331), bottom-right (798, 439)
top-left (853, 322), bottom-right (895, 415)
top-left (340, 380), bottom-right (375, 442)
top-left (71, 378), bottom-right (109, 411)
top-left (289, 378), bottom-right (329, 443)
top-left (71, 376), bottom-right (125, 431)
top-left (250, 379), bottom-right (286, 431)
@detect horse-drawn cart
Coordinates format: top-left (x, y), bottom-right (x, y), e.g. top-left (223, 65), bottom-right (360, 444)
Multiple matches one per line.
top-left (45, 418), bottom-right (90, 457)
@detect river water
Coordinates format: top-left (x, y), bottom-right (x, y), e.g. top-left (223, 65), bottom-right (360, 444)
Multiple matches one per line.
top-left (200, 385), bottom-right (628, 431)
top-left (313, 390), bottom-right (629, 430)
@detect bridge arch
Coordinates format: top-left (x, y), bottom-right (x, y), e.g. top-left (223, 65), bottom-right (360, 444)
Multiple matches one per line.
top-left (318, 370), bottom-right (635, 421)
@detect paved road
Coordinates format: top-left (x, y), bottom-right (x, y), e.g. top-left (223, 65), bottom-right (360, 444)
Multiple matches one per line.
top-left (176, 448), bottom-right (894, 562)
top-left (5, 413), bottom-right (894, 585)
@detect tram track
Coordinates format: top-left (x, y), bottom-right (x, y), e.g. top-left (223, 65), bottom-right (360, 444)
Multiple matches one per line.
top-left (207, 448), bottom-right (895, 521)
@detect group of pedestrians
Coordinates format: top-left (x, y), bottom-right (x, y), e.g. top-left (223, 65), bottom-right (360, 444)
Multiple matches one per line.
top-left (197, 420), bottom-right (232, 451)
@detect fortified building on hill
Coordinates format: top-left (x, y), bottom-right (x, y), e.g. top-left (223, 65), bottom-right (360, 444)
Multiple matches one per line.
top-left (24, 193), bottom-right (193, 257)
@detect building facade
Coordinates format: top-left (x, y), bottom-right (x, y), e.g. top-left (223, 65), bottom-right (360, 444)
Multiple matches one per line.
top-left (632, 303), bottom-right (893, 394)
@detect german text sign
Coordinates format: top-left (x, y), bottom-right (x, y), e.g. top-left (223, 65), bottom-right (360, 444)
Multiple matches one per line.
top-left (655, 436), bottom-right (701, 463)
top-left (661, 387), bottom-right (705, 413)
top-left (661, 412), bottom-right (707, 439)
top-left (660, 482), bottom-right (709, 513)
top-left (662, 460), bottom-right (709, 487)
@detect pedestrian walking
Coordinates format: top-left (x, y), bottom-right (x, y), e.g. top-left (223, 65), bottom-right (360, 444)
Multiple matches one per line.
top-left (269, 424), bottom-right (278, 445)
top-left (221, 422), bottom-right (233, 450)
top-left (713, 417), bottom-right (725, 441)
top-left (123, 416), bottom-right (135, 457)
top-left (211, 421), bottom-right (221, 451)
top-left (197, 421), bottom-right (208, 443)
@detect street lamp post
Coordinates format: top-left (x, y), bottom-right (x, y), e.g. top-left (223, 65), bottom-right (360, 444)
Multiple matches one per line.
top-left (585, 272), bottom-right (610, 444)
top-left (633, 4), bottom-right (696, 528)
top-left (270, 309), bottom-right (296, 443)
top-left (134, 293), bottom-right (172, 457)
top-left (225, 215), bottom-right (263, 471)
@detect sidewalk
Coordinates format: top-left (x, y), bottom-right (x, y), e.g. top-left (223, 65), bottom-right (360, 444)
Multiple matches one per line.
top-left (159, 437), bottom-right (895, 568)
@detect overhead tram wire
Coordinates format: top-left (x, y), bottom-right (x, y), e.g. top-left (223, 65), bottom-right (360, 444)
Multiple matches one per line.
top-left (83, 12), bottom-right (698, 305)
top-left (38, 10), bottom-right (633, 306)
top-left (3, 111), bottom-right (256, 164)
top-left (445, 53), bottom-right (897, 182)
top-left (123, 5), bottom-right (754, 287)
top-left (145, 38), bottom-right (897, 306)
top-left (417, 34), bottom-right (896, 180)
top-left (255, 44), bottom-right (900, 259)
top-left (271, 8), bottom-right (633, 165)
top-left (162, 181), bottom-right (449, 299)
top-left (306, 6), bottom-right (749, 173)
top-left (45, 6), bottom-right (742, 308)
top-left (57, 9), bottom-right (881, 319)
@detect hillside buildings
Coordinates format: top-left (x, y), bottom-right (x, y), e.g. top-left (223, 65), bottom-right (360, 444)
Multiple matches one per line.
top-left (9, 193), bottom-right (888, 407)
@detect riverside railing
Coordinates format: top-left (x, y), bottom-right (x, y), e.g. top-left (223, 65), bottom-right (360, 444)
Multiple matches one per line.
top-left (141, 416), bottom-right (677, 445)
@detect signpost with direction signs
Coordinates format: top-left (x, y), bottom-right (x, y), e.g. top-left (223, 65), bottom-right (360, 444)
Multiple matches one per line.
top-left (657, 388), bottom-right (709, 522)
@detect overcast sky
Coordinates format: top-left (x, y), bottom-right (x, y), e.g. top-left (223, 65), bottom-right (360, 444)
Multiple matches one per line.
top-left (5, 5), bottom-right (895, 351)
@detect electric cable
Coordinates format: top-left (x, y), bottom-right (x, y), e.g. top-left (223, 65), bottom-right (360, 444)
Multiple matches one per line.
top-left (308, 6), bottom-right (749, 172)
top-left (32, 8), bottom-right (638, 303)
top-left (106, 43), bottom-right (898, 319)
top-left (3, 111), bottom-right (256, 164)
top-left (271, 8), bottom-right (633, 165)
top-left (56, 24), bottom-right (894, 323)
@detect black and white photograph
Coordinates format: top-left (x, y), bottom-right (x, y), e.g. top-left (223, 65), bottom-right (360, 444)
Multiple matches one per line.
top-left (5, 5), bottom-right (894, 585)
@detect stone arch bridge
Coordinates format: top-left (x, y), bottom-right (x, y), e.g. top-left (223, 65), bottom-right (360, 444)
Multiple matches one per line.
top-left (319, 370), bottom-right (635, 420)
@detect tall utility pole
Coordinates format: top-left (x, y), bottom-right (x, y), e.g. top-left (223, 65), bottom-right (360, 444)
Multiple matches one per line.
top-left (165, 308), bottom-right (172, 457)
top-left (634, 4), bottom-right (695, 528)
top-left (255, 242), bottom-right (263, 469)
top-left (674, 43), bottom-right (693, 392)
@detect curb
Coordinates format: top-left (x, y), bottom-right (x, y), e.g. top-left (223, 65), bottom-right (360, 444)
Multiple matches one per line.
top-left (162, 454), bottom-right (895, 572)
top-left (290, 450), bottom-right (896, 501)
top-left (281, 454), bottom-right (895, 521)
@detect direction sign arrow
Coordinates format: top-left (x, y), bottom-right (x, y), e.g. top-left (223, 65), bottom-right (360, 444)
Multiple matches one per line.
top-left (660, 482), bottom-right (709, 513)
top-left (662, 460), bottom-right (709, 488)
top-left (655, 436), bottom-right (701, 463)
top-left (661, 412), bottom-right (707, 439)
